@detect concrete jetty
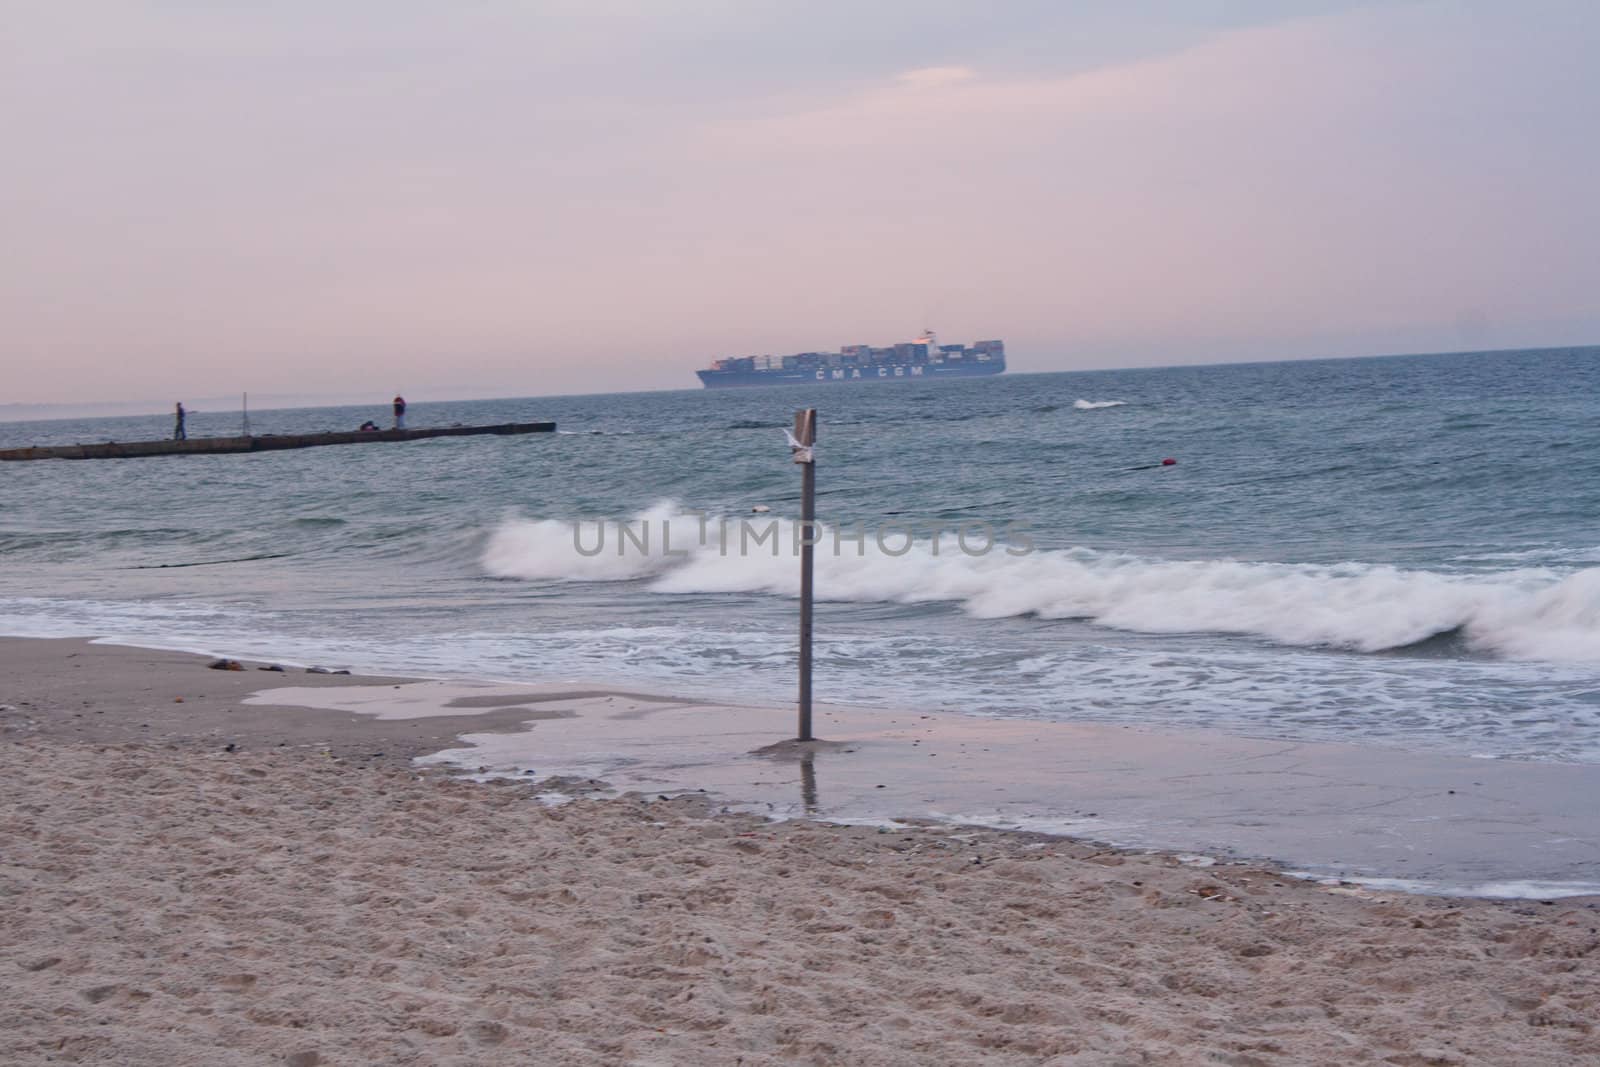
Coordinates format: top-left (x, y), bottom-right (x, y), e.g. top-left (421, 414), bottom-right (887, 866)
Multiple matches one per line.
top-left (0, 421), bottom-right (557, 462)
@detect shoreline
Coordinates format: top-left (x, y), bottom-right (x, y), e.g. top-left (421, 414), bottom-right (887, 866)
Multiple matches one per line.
top-left (4, 636), bottom-right (1599, 1064)
top-left (6, 635), bottom-right (1600, 899)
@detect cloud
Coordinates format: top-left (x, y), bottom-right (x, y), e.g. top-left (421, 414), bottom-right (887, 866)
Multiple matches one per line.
top-left (685, 3), bottom-right (1600, 358)
top-left (0, 2), bottom-right (1595, 401)
top-left (895, 66), bottom-right (977, 89)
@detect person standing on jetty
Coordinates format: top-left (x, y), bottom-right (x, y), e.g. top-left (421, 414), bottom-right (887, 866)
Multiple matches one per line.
top-left (173, 403), bottom-right (187, 441)
top-left (392, 395), bottom-right (407, 430)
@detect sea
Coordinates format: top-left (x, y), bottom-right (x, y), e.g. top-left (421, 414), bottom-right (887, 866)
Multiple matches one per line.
top-left (3, 346), bottom-right (1598, 767)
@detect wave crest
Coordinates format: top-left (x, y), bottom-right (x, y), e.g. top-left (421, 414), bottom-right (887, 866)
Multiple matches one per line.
top-left (481, 507), bottom-right (1600, 663)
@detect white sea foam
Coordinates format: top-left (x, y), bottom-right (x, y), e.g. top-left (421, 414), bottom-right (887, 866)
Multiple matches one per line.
top-left (480, 502), bottom-right (687, 583)
top-left (1452, 545), bottom-right (1600, 567)
top-left (1073, 399), bottom-right (1127, 410)
top-left (481, 507), bottom-right (1600, 663)
top-left (1284, 874), bottom-right (1600, 900)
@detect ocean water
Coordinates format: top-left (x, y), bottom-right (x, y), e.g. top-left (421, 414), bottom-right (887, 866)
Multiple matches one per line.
top-left (3, 347), bottom-right (1598, 763)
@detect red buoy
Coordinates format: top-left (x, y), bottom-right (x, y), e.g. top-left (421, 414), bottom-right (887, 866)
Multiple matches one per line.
top-left (1161, 457), bottom-right (1177, 466)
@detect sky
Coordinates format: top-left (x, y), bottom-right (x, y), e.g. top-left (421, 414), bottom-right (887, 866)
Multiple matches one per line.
top-left (2, 0), bottom-right (1598, 405)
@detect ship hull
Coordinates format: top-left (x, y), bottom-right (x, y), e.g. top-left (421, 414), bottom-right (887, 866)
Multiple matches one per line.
top-left (697, 360), bottom-right (1005, 389)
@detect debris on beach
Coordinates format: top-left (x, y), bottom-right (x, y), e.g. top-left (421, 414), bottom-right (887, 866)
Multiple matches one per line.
top-left (208, 658), bottom-right (245, 671)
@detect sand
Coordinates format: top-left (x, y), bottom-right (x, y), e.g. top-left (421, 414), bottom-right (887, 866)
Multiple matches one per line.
top-left (3, 639), bottom-right (1599, 1065)
top-left (0, 638), bottom-right (534, 767)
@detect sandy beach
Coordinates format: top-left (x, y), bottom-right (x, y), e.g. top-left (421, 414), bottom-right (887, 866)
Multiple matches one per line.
top-left (3, 639), bottom-right (1598, 1065)
top-left (9, 2), bottom-right (1600, 1062)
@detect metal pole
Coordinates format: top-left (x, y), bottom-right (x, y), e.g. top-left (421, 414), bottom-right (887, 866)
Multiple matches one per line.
top-left (794, 408), bottom-right (817, 741)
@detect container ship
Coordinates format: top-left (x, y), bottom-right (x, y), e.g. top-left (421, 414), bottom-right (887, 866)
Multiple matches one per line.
top-left (696, 331), bottom-right (1005, 388)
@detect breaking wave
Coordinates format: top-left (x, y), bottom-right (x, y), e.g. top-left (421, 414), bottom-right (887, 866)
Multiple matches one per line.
top-left (1074, 399), bottom-right (1127, 410)
top-left (481, 506), bottom-right (1600, 663)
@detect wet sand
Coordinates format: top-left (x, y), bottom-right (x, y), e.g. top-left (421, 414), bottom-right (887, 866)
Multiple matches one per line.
top-left (3, 637), bottom-right (1598, 1065)
top-left (0, 638), bottom-right (533, 767)
top-left (262, 680), bottom-right (1600, 896)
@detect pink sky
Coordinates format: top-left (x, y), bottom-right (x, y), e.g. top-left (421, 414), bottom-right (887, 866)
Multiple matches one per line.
top-left (2, 1), bottom-right (1597, 404)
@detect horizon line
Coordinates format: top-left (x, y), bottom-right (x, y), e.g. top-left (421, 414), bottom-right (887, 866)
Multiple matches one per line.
top-left (2, 340), bottom-right (1594, 422)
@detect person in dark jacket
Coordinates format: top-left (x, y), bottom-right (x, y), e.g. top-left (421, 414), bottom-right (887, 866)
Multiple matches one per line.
top-left (393, 396), bottom-right (407, 430)
top-left (173, 402), bottom-right (187, 441)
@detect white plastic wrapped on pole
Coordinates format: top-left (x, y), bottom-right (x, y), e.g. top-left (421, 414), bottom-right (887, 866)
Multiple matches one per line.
top-left (783, 428), bottom-right (814, 464)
